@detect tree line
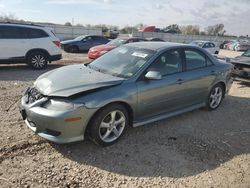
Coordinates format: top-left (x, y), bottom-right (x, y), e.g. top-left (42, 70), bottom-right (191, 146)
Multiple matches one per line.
top-left (0, 14), bottom-right (229, 36)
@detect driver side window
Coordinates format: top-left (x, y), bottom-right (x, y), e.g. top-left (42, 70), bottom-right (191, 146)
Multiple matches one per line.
top-left (148, 50), bottom-right (182, 76)
top-left (83, 36), bottom-right (92, 42)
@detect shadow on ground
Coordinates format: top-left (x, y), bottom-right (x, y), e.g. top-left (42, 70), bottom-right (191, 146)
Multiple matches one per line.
top-left (51, 95), bottom-right (250, 178)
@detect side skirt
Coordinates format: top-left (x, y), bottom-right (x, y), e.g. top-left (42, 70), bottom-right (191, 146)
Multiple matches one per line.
top-left (133, 103), bottom-right (205, 127)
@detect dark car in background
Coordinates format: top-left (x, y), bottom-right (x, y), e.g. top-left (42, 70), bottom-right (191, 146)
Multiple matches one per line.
top-left (146, 37), bottom-right (165, 42)
top-left (88, 37), bottom-right (147, 59)
top-left (61, 35), bottom-right (109, 53)
top-left (231, 49), bottom-right (250, 81)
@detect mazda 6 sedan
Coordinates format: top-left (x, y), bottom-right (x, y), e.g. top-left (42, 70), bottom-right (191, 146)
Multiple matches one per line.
top-left (20, 42), bottom-right (233, 146)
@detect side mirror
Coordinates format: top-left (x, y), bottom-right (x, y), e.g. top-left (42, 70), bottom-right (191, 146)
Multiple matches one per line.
top-left (145, 71), bottom-right (162, 80)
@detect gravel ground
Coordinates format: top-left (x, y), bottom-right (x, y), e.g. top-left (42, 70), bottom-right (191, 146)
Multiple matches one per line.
top-left (0, 50), bottom-right (250, 188)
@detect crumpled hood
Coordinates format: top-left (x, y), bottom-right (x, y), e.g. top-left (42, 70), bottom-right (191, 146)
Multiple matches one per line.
top-left (231, 56), bottom-right (250, 66)
top-left (34, 65), bottom-right (124, 97)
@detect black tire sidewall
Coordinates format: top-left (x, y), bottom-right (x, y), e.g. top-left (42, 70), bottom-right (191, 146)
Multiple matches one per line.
top-left (28, 52), bottom-right (48, 69)
top-left (206, 83), bottom-right (224, 111)
top-left (88, 104), bottom-right (129, 146)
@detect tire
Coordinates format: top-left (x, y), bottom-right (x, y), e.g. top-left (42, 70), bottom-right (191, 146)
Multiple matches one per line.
top-left (88, 104), bottom-right (129, 146)
top-left (68, 46), bottom-right (79, 53)
top-left (27, 51), bottom-right (48, 69)
top-left (206, 83), bottom-right (225, 111)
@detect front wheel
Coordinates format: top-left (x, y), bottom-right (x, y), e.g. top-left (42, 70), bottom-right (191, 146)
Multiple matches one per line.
top-left (88, 104), bottom-right (128, 146)
top-left (206, 84), bottom-right (224, 110)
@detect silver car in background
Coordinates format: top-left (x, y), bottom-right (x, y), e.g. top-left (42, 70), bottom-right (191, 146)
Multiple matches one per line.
top-left (20, 42), bottom-right (233, 146)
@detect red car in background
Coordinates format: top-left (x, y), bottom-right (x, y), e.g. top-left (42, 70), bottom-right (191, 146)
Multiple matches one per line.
top-left (88, 37), bottom-right (147, 59)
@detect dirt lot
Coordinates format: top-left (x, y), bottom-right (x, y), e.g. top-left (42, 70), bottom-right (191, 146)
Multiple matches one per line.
top-left (0, 50), bottom-right (249, 188)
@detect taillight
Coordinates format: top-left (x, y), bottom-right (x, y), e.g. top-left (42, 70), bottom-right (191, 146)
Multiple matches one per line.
top-left (53, 41), bottom-right (61, 47)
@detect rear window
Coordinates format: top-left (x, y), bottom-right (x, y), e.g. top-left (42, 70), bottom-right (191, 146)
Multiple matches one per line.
top-left (185, 50), bottom-right (206, 70)
top-left (27, 28), bottom-right (49, 38)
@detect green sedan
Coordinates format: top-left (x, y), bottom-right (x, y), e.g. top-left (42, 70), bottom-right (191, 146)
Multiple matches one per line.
top-left (20, 42), bottom-right (233, 146)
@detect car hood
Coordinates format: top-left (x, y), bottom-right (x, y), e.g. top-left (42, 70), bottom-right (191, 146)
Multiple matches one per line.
top-left (91, 44), bottom-right (116, 51)
top-left (34, 65), bottom-right (124, 97)
top-left (231, 56), bottom-right (250, 66)
top-left (60, 40), bottom-right (78, 45)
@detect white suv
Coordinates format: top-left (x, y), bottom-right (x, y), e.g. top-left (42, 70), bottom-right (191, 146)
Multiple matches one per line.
top-left (190, 41), bottom-right (220, 55)
top-left (0, 23), bottom-right (62, 69)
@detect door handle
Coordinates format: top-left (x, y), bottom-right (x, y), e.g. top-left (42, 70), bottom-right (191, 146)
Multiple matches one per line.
top-left (176, 79), bottom-right (184, 85)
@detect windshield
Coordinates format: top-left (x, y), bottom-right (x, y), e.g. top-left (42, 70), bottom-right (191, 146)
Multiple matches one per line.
top-left (74, 36), bottom-right (85, 41)
top-left (191, 41), bottom-right (204, 47)
top-left (107, 38), bottom-right (125, 47)
top-left (88, 46), bottom-right (155, 78)
top-left (242, 49), bottom-right (250, 57)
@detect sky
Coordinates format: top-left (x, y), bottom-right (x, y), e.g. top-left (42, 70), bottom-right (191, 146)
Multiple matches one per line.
top-left (0, 0), bottom-right (249, 36)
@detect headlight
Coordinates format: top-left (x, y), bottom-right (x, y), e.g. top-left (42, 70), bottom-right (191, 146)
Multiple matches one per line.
top-left (43, 99), bottom-right (84, 111)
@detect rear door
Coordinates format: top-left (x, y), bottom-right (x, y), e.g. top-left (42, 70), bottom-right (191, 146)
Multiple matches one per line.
top-left (0, 26), bottom-right (30, 59)
top-left (136, 49), bottom-right (187, 119)
top-left (179, 48), bottom-right (217, 105)
top-left (80, 36), bottom-right (93, 51)
top-left (92, 36), bottom-right (105, 46)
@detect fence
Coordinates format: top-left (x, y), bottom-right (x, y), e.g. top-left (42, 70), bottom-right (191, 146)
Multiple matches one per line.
top-left (42, 25), bottom-right (102, 40)
top-left (132, 32), bottom-right (239, 44)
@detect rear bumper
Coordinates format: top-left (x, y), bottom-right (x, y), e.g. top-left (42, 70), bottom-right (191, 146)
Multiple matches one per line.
top-left (50, 54), bottom-right (62, 62)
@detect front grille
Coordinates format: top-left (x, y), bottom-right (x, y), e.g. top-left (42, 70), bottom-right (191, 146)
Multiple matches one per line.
top-left (26, 87), bottom-right (43, 104)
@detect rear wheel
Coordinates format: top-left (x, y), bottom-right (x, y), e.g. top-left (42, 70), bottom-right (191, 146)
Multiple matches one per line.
top-left (88, 104), bottom-right (128, 146)
top-left (206, 84), bottom-right (224, 110)
top-left (27, 51), bottom-right (48, 69)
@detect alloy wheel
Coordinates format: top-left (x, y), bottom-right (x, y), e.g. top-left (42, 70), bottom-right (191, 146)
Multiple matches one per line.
top-left (31, 55), bottom-right (46, 69)
top-left (209, 86), bottom-right (223, 109)
top-left (99, 110), bottom-right (126, 143)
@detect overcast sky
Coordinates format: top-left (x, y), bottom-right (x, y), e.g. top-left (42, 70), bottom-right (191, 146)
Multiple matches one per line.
top-left (0, 0), bottom-right (249, 36)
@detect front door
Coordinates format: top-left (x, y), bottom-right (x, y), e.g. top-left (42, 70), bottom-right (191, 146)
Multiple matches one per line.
top-left (136, 49), bottom-right (187, 120)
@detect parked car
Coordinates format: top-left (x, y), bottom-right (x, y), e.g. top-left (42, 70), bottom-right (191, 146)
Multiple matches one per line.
top-left (20, 42), bottom-right (233, 146)
top-left (61, 35), bottom-right (109, 53)
top-left (219, 41), bottom-right (229, 49)
top-left (190, 41), bottom-right (219, 54)
top-left (234, 42), bottom-right (250, 51)
top-left (88, 37), bottom-right (147, 59)
top-left (231, 49), bottom-right (250, 81)
top-left (146, 37), bottom-right (165, 42)
top-left (224, 40), bottom-right (238, 50)
top-left (102, 28), bottom-right (119, 39)
top-left (0, 22), bottom-right (62, 69)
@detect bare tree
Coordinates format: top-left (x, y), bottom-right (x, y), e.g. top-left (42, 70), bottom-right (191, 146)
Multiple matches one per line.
top-left (180, 25), bottom-right (200, 35)
top-left (205, 24), bottom-right (225, 35)
top-left (0, 13), bottom-right (19, 22)
top-left (64, 22), bottom-right (72, 26)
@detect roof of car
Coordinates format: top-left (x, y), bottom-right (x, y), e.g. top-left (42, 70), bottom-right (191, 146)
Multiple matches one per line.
top-left (0, 22), bottom-right (45, 28)
top-left (192, 40), bottom-right (215, 43)
top-left (118, 37), bottom-right (146, 40)
top-left (125, 41), bottom-right (188, 51)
